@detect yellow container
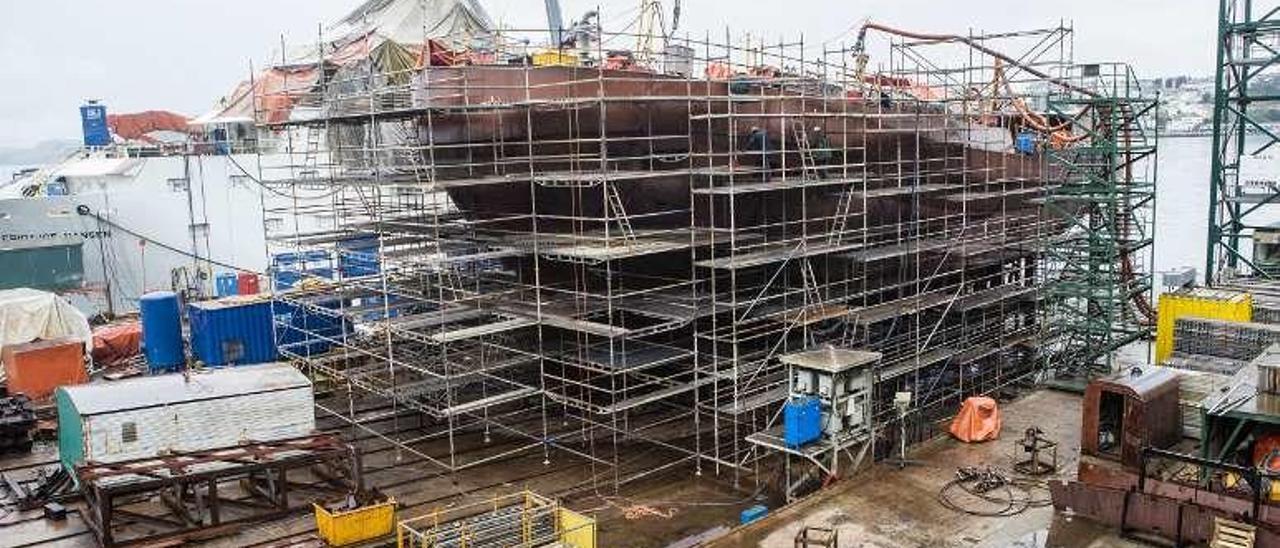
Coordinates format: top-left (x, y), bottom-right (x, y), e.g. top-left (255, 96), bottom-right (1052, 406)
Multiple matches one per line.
top-left (1156, 289), bottom-right (1252, 363)
top-left (557, 506), bottom-right (597, 548)
top-left (532, 50), bottom-right (580, 67)
top-left (315, 498), bottom-right (397, 546)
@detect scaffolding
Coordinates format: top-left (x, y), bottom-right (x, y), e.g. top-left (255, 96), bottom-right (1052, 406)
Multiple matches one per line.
top-left (1040, 63), bottom-right (1158, 374)
top-left (1207, 0), bottom-right (1280, 281)
top-left (247, 15), bottom-right (1154, 499)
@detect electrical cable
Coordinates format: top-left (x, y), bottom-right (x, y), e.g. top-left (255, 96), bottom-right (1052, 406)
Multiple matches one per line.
top-left (76, 205), bottom-right (262, 275)
top-left (936, 466), bottom-right (1052, 517)
top-left (224, 153), bottom-right (347, 200)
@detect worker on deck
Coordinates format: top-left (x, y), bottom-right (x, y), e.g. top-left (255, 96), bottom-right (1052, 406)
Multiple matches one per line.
top-left (745, 126), bottom-right (771, 181)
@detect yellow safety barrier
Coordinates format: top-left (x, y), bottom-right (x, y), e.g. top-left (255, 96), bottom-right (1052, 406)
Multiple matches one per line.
top-left (315, 498), bottom-right (397, 546)
top-left (1155, 289), bottom-right (1252, 363)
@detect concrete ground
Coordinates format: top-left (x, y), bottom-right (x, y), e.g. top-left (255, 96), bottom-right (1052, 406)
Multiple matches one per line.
top-left (712, 390), bottom-right (1144, 548)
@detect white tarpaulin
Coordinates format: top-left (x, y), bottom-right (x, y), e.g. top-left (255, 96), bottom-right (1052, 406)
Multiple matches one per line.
top-left (0, 288), bottom-right (93, 381)
top-left (329, 0), bottom-right (493, 47)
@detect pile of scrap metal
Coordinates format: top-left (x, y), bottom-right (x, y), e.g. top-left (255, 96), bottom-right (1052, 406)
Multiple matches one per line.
top-left (2, 466), bottom-right (71, 512)
top-left (0, 393), bottom-right (35, 454)
top-left (1050, 366), bottom-right (1280, 546)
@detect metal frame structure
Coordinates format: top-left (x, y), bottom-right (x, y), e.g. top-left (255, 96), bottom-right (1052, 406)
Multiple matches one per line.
top-left (1041, 63), bottom-right (1158, 374)
top-left (1207, 0), bottom-right (1280, 281)
top-left (245, 16), bottom-right (1153, 499)
top-left (77, 434), bottom-right (361, 547)
top-left (396, 490), bottom-right (596, 547)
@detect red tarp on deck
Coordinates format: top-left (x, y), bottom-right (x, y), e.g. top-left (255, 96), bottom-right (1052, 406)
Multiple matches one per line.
top-left (91, 321), bottom-right (141, 366)
top-left (949, 396), bottom-right (1002, 442)
top-left (107, 111), bottom-right (193, 142)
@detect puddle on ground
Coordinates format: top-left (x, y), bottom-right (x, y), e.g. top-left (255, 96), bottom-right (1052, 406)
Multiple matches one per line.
top-left (998, 513), bottom-right (1140, 548)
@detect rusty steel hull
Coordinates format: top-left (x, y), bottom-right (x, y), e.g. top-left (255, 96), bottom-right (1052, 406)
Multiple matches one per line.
top-left (400, 66), bottom-right (1048, 231)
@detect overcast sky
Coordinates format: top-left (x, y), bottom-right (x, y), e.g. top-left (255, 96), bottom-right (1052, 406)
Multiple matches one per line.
top-left (0, 0), bottom-right (1214, 148)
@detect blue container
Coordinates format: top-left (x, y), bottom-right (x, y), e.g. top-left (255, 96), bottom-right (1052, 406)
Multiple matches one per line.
top-left (80, 102), bottom-right (110, 147)
top-left (272, 252), bottom-right (302, 267)
top-left (273, 270), bottom-right (302, 290)
top-left (188, 299), bottom-right (277, 366)
top-left (139, 291), bottom-right (184, 371)
top-left (783, 396), bottom-right (822, 448)
top-left (301, 249), bottom-right (331, 263)
top-left (45, 180), bottom-right (68, 196)
top-left (1014, 131), bottom-right (1036, 155)
top-left (740, 505), bottom-right (768, 525)
top-left (274, 300), bottom-right (346, 357)
top-left (214, 272), bottom-right (238, 297)
top-left (339, 250), bottom-right (380, 278)
top-left (306, 267), bottom-right (334, 280)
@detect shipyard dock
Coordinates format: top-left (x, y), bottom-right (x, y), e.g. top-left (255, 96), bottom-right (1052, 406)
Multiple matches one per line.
top-left (9, 0), bottom-right (1280, 546)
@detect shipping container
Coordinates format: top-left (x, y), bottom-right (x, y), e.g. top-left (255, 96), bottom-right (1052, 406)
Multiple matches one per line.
top-left (55, 363), bottom-right (314, 474)
top-left (188, 298), bottom-right (277, 366)
top-left (1156, 288), bottom-right (1253, 363)
top-left (1, 338), bottom-right (87, 400)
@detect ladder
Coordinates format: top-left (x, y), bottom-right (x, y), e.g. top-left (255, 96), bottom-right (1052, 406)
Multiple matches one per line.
top-left (829, 184), bottom-right (857, 246)
top-left (605, 182), bottom-right (638, 243)
top-left (800, 259), bottom-right (826, 346)
top-left (299, 126), bottom-right (322, 179)
top-left (791, 122), bottom-right (821, 182)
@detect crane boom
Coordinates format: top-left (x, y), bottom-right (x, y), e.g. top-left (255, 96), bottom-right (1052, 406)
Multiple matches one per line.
top-left (545, 0), bottom-right (565, 46)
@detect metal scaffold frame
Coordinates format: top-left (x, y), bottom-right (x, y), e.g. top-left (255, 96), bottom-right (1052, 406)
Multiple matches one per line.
top-left (1041, 63), bottom-right (1158, 374)
top-left (1207, 0), bottom-right (1280, 281)
top-left (239, 13), bottom-right (1153, 501)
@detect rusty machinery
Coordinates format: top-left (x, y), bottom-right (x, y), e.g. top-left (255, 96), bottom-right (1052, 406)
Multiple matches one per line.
top-left (77, 434), bottom-right (361, 547)
top-left (1013, 427), bottom-right (1057, 476)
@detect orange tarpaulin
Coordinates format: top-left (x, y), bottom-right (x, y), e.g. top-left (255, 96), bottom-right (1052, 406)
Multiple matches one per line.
top-left (107, 111), bottom-right (193, 142)
top-left (91, 322), bottom-right (142, 367)
top-left (949, 396), bottom-right (1002, 442)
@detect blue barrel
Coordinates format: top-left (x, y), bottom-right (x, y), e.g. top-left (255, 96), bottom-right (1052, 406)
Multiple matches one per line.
top-left (80, 102), bottom-right (110, 147)
top-left (139, 291), bottom-right (184, 371)
top-left (214, 272), bottom-right (238, 297)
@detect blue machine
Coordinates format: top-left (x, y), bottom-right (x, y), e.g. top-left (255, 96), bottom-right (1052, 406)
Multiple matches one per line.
top-left (80, 101), bottom-right (110, 147)
top-left (740, 505), bottom-right (768, 525)
top-left (783, 396), bottom-right (822, 448)
top-left (139, 291), bottom-right (184, 372)
top-left (1014, 131), bottom-right (1037, 155)
top-left (214, 272), bottom-right (238, 297)
top-left (188, 299), bottom-right (277, 366)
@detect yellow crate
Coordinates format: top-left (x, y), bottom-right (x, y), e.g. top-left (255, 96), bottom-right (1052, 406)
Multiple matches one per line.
top-left (315, 498), bottom-right (397, 546)
top-left (1156, 289), bottom-right (1252, 363)
top-left (532, 50), bottom-right (580, 67)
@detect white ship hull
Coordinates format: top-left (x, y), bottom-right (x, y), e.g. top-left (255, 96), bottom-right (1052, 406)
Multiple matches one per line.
top-left (0, 153), bottom-right (281, 315)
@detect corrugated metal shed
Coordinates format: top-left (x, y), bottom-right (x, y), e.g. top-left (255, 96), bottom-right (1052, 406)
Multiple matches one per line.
top-left (56, 363), bottom-right (315, 472)
top-left (188, 298), bottom-right (277, 366)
